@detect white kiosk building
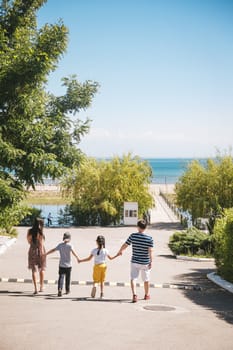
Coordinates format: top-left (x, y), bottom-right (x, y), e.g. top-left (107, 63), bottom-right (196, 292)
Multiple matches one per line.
top-left (123, 202), bottom-right (138, 225)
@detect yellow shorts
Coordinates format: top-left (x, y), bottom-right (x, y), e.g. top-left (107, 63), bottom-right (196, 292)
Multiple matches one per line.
top-left (93, 264), bottom-right (107, 283)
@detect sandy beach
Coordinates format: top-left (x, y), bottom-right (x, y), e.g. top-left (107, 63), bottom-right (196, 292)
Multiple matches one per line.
top-left (149, 183), bottom-right (175, 195)
top-left (32, 183), bottom-right (175, 195)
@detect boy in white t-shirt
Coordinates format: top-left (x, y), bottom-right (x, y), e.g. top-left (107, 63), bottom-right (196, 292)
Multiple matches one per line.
top-left (45, 232), bottom-right (80, 297)
top-left (79, 235), bottom-right (120, 298)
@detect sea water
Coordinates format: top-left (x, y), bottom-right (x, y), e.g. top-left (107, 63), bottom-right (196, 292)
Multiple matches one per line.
top-left (32, 204), bottom-right (67, 226)
top-left (145, 158), bottom-right (206, 184)
top-left (41, 158), bottom-right (204, 185)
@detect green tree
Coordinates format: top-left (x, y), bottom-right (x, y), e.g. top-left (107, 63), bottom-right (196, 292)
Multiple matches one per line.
top-left (213, 208), bottom-right (233, 283)
top-left (175, 160), bottom-right (209, 221)
top-left (0, 0), bottom-right (99, 229)
top-left (175, 155), bottom-right (233, 232)
top-left (62, 154), bottom-right (154, 226)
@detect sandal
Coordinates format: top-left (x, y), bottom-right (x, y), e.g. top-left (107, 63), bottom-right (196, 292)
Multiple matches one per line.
top-left (91, 286), bottom-right (96, 298)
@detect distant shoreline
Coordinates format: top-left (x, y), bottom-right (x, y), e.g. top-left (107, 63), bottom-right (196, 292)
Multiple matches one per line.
top-left (29, 184), bottom-right (61, 192)
top-left (31, 183), bottom-right (175, 195)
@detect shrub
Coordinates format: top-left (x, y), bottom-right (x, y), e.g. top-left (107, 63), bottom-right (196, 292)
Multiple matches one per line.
top-left (0, 226), bottom-right (18, 238)
top-left (168, 227), bottom-right (214, 256)
top-left (213, 208), bottom-right (233, 283)
top-left (19, 207), bottom-right (42, 226)
top-left (63, 154), bottom-right (154, 226)
top-left (0, 204), bottom-right (31, 235)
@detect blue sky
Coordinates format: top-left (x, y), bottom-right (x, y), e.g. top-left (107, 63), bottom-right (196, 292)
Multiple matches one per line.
top-left (38, 0), bottom-right (233, 158)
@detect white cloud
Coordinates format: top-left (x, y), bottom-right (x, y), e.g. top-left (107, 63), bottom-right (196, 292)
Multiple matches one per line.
top-left (84, 127), bottom-right (196, 142)
top-left (86, 127), bottom-right (112, 138)
top-left (80, 126), bottom-right (233, 158)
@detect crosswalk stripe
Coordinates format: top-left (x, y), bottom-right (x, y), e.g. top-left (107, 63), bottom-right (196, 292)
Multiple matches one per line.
top-left (0, 277), bottom-right (201, 290)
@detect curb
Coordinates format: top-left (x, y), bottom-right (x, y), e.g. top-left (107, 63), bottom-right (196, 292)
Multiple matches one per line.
top-left (0, 277), bottom-right (201, 291)
top-left (176, 255), bottom-right (215, 262)
top-left (0, 238), bottom-right (17, 255)
top-left (207, 272), bottom-right (233, 294)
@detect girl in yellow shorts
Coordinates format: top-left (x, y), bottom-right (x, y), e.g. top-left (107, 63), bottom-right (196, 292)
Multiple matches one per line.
top-left (79, 235), bottom-right (120, 298)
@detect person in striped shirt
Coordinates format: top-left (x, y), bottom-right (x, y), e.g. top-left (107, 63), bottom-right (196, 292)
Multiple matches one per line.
top-left (117, 219), bottom-right (154, 303)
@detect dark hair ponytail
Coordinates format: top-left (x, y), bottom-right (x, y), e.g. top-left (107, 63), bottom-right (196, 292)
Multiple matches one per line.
top-left (96, 235), bottom-right (105, 255)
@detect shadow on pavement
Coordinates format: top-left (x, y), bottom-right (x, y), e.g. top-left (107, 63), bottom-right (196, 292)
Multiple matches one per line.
top-left (151, 222), bottom-right (182, 231)
top-left (0, 290), bottom-right (132, 303)
top-left (0, 290), bottom-right (29, 295)
top-left (0, 290), bottom-right (60, 298)
top-left (73, 297), bottom-right (132, 303)
top-left (176, 268), bottom-right (233, 324)
top-left (157, 254), bottom-right (176, 259)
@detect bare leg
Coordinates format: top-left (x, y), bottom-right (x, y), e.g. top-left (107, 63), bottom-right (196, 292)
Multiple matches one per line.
top-left (144, 281), bottom-right (149, 296)
top-left (131, 279), bottom-right (136, 296)
top-left (131, 279), bottom-right (138, 302)
top-left (32, 271), bottom-right (38, 294)
top-left (100, 282), bottom-right (104, 297)
top-left (39, 270), bottom-right (45, 291)
top-left (91, 282), bottom-right (97, 298)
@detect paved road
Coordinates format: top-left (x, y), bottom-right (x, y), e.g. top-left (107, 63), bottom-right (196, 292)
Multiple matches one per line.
top-left (0, 195), bottom-right (233, 350)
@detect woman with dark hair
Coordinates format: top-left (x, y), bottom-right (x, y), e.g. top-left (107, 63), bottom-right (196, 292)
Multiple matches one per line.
top-left (79, 235), bottom-right (120, 298)
top-left (27, 218), bottom-right (46, 294)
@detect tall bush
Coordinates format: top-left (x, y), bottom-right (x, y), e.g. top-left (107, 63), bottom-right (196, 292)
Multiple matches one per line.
top-left (213, 208), bottom-right (233, 283)
top-left (175, 154), bottom-right (233, 232)
top-left (63, 154), bottom-right (154, 226)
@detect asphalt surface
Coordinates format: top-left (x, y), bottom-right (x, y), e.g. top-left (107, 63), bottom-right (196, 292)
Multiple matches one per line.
top-left (0, 195), bottom-right (233, 350)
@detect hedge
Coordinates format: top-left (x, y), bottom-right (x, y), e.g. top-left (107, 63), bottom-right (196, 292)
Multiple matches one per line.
top-left (168, 227), bottom-right (214, 256)
top-left (213, 208), bottom-right (233, 283)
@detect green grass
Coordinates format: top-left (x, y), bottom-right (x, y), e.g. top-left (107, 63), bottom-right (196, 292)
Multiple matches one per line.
top-left (24, 190), bottom-right (70, 205)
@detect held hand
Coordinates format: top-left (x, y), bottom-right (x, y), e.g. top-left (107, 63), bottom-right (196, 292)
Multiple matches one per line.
top-left (112, 252), bottom-right (122, 259)
top-left (115, 251), bottom-right (122, 257)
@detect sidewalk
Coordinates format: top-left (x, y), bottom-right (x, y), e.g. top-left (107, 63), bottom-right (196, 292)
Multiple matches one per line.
top-left (0, 235), bottom-right (16, 255)
top-left (0, 194), bottom-right (233, 350)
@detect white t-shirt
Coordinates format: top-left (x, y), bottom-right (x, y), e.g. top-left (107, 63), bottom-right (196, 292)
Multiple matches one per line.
top-left (91, 248), bottom-right (109, 265)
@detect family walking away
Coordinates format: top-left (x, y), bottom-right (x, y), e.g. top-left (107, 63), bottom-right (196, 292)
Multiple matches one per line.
top-left (45, 232), bottom-right (79, 297)
top-left (26, 218), bottom-right (153, 302)
top-left (117, 219), bottom-right (154, 303)
top-left (79, 235), bottom-right (120, 298)
top-left (27, 218), bottom-right (46, 294)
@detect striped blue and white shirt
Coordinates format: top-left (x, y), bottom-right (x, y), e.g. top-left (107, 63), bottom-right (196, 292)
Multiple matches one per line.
top-left (125, 232), bottom-right (154, 265)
